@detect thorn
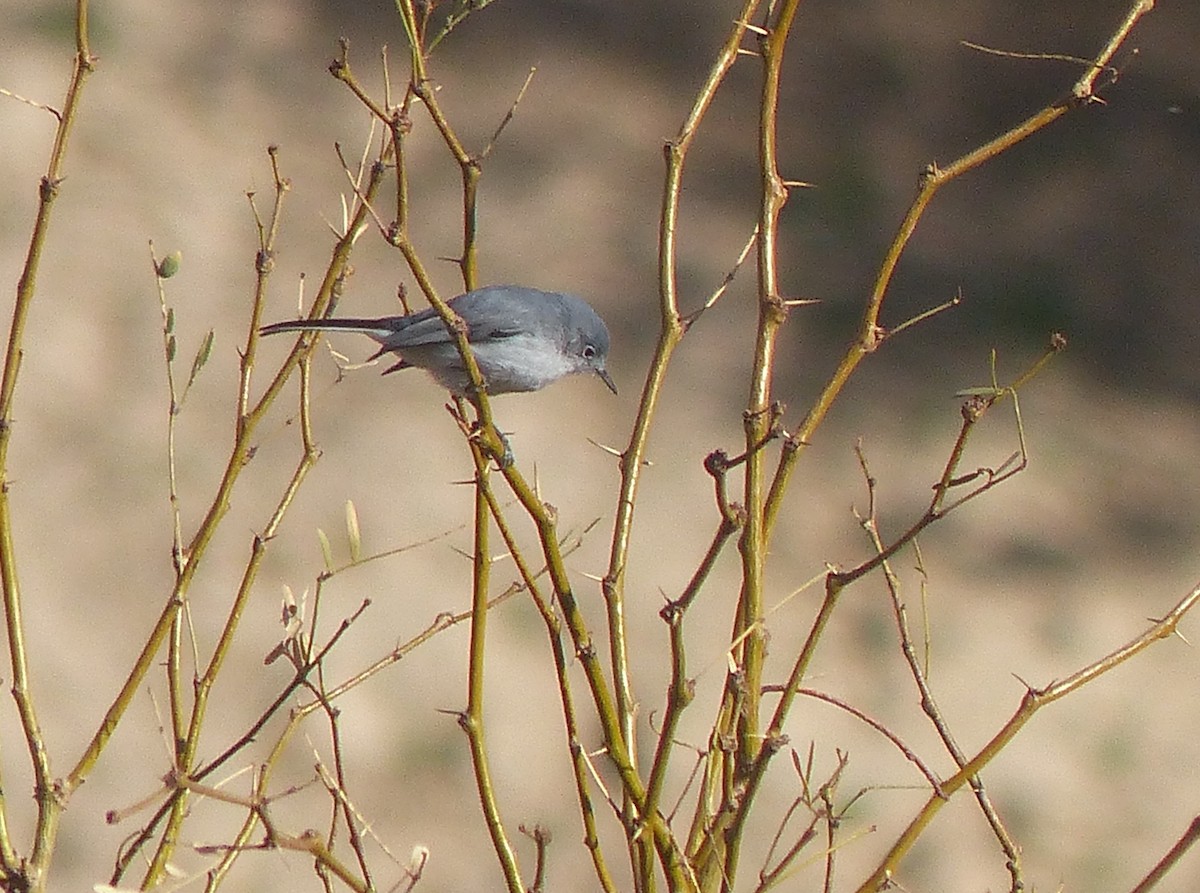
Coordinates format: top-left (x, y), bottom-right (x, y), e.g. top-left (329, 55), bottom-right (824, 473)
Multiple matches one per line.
top-left (588, 437), bottom-right (652, 466)
top-left (1012, 672), bottom-right (1036, 692)
top-left (735, 19), bottom-right (769, 35)
top-left (586, 437), bottom-right (622, 458)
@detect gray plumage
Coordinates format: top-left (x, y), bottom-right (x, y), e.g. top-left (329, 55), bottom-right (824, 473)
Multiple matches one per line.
top-left (261, 285), bottom-right (617, 396)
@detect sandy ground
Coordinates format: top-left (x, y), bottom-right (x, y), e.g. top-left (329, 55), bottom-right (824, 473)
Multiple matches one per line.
top-left (2, 1), bottom-right (1200, 891)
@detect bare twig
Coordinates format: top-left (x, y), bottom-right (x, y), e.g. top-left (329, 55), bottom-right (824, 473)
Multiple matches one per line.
top-left (856, 580), bottom-right (1200, 891)
top-left (1128, 815), bottom-right (1200, 893)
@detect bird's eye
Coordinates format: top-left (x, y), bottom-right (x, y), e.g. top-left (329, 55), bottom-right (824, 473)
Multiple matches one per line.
top-left (582, 344), bottom-right (597, 359)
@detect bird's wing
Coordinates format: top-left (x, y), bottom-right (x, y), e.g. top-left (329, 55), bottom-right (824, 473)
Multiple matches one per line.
top-left (377, 291), bottom-right (538, 347)
top-left (446, 287), bottom-right (563, 343)
top-left (262, 287), bottom-right (565, 348)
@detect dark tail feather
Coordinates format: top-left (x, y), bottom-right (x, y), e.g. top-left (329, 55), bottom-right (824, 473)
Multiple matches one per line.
top-left (363, 344), bottom-right (409, 373)
top-left (259, 318), bottom-right (399, 338)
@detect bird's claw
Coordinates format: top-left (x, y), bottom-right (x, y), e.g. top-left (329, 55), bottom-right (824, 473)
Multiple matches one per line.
top-left (466, 422), bottom-right (514, 469)
top-left (495, 434), bottom-right (515, 469)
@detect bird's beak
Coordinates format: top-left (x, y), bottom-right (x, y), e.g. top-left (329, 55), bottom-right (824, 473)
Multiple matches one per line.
top-left (597, 367), bottom-right (618, 395)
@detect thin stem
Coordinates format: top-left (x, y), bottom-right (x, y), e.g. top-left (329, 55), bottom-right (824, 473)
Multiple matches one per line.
top-left (1129, 815), bottom-right (1200, 893)
top-left (151, 244), bottom-right (190, 769)
top-left (144, 359), bottom-right (323, 886)
top-left (853, 445), bottom-right (1020, 887)
top-left (495, 460), bottom-right (696, 890)
top-left (67, 143), bottom-right (382, 803)
top-left (761, 0), bottom-right (1154, 542)
top-left (606, 0), bottom-right (765, 773)
top-left (461, 459), bottom-right (524, 893)
top-left (478, 485), bottom-right (619, 893)
top-left (719, 3), bottom-right (806, 889)
top-left (0, 4), bottom-right (94, 888)
top-left (856, 580), bottom-right (1200, 892)
top-left (598, 7), bottom-right (762, 889)
top-left (111, 598), bottom-right (369, 886)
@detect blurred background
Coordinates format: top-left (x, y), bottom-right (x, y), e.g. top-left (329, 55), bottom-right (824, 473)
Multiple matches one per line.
top-left (2, 0), bottom-right (1200, 890)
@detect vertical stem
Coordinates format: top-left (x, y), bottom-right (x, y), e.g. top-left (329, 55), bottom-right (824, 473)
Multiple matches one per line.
top-left (0, 3), bottom-right (93, 888)
top-left (602, 7), bottom-right (761, 886)
top-left (460, 159), bottom-right (481, 286)
top-left (463, 461), bottom-right (524, 893)
top-left (735, 0), bottom-right (802, 778)
top-left (389, 9), bottom-right (519, 884)
top-left (726, 3), bottom-right (805, 889)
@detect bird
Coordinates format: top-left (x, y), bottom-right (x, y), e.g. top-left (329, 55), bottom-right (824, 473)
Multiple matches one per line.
top-left (260, 285), bottom-right (617, 397)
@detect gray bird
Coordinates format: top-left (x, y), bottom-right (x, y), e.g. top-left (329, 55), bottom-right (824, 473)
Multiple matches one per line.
top-left (260, 285), bottom-right (617, 397)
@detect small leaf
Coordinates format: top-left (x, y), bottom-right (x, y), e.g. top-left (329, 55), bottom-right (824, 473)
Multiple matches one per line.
top-left (317, 528), bottom-right (335, 572)
top-left (156, 250), bottom-right (182, 279)
top-left (280, 584), bottom-right (297, 627)
top-left (166, 334), bottom-right (176, 363)
top-left (280, 584), bottom-right (304, 636)
top-left (345, 500), bottom-right (362, 563)
top-left (186, 330), bottom-right (215, 390)
top-left (165, 307), bottom-right (175, 334)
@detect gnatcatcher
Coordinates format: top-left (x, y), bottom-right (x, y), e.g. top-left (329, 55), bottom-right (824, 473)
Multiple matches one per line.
top-left (261, 284), bottom-right (617, 396)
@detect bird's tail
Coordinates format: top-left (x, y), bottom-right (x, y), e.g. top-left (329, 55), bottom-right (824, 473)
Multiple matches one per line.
top-left (259, 318), bottom-right (403, 340)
